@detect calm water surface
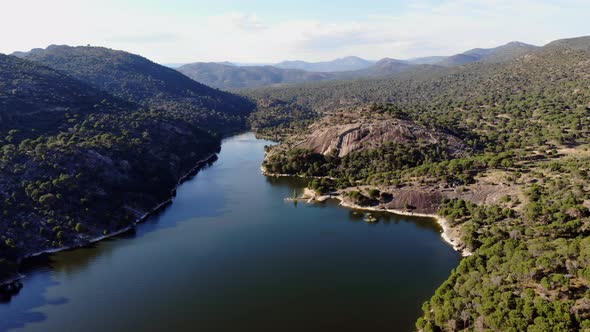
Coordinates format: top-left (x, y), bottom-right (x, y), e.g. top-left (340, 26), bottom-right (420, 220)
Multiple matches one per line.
top-left (0, 132), bottom-right (459, 332)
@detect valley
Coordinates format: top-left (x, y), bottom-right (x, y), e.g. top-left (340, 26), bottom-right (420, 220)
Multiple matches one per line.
top-left (1, 33), bottom-right (590, 332)
top-left (0, 133), bottom-right (459, 332)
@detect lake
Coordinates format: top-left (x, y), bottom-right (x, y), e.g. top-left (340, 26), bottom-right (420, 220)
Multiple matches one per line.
top-left (0, 132), bottom-right (460, 332)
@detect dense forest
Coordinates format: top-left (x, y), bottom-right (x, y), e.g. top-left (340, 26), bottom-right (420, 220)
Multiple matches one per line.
top-left (250, 36), bottom-right (590, 331)
top-left (14, 45), bottom-right (254, 134)
top-left (0, 50), bottom-right (254, 285)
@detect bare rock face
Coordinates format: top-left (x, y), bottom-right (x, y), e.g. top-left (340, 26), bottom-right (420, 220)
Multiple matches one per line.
top-left (295, 117), bottom-right (468, 157)
top-left (383, 189), bottom-right (444, 214)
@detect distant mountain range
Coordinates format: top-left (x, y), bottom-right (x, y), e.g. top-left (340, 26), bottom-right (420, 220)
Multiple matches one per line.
top-left (176, 63), bottom-right (334, 90)
top-left (404, 56), bottom-right (449, 65)
top-left (177, 41), bottom-right (540, 90)
top-left (274, 56), bottom-right (375, 72)
top-left (172, 57), bottom-right (375, 72)
top-left (177, 59), bottom-right (429, 90)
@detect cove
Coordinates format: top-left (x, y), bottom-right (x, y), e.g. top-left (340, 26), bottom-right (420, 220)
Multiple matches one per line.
top-left (0, 132), bottom-right (460, 332)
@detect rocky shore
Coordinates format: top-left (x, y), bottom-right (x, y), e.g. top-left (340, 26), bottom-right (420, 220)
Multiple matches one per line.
top-left (261, 166), bottom-right (336, 180)
top-left (261, 147), bottom-right (473, 257)
top-left (297, 187), bottom-right (472, 257)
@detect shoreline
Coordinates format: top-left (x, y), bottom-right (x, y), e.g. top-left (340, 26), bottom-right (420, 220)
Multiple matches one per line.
top-left (1, 152), bottom-right (218, 287)
top-left (335, 197), bottom-right (472, 257)
top-left (297, 187), bottom-right (472, 257)
top-left (261, 167), bottom-right (337, 180)
top-left (261, 151), bottom-right (472, 257)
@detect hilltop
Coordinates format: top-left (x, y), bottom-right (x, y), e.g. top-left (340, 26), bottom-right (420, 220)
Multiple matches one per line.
top-left (0, 54), bottom-right (132, 129)
top-left (13, 45), bottom-right (254, 132)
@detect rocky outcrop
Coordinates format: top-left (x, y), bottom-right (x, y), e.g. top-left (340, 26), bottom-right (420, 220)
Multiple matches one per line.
top-left (293, 116), bottom-right (468, 157)
top-left (382, 189), bottom-right (444, 215)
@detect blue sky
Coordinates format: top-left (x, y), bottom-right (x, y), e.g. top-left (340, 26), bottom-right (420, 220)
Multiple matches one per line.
top-left (1, 0), bottom-right (588, 63)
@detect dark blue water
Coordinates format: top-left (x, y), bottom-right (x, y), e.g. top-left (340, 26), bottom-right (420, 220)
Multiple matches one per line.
top-left (0, 132), bottom-right (459, 332)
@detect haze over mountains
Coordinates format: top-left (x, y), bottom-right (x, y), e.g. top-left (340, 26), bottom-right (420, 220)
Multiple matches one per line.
top-left (176, 63), bottom-right (335, 90)
top-left (175, 41), bottom-right (539, 90)
top-left (274, 56), bottom-right (375, 72)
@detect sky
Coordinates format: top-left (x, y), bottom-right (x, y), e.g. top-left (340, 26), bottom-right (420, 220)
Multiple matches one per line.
top-left (1, 0), bottom-right (589, 64)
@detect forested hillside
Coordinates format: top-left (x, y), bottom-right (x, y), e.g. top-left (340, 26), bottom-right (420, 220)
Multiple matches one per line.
top-left (14, 45), bottom-right (254, 133)
top-left (245, 37), bottom-right (590, 141)
top-left (177, 62), bottom-right (334, 89)
top-left (0, 52), bottom-right (254, 286)
top-left (251, 36), bottom-right (590, 331)
top-left (437, 41), bottom-right (538, 66)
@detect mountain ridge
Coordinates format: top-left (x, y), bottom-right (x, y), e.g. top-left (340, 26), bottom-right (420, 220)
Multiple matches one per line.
top-left (174, 40), bottom-right (542, 90)
top-left (177, 62), bottom-right (334, 90)
top-left (275, 56), bottom-right (375, 72)
top-left (13, 45), bottom-right (255, 132)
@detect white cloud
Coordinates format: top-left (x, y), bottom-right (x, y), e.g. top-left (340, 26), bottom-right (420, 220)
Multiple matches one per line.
top-left (228, 13), bottom-right (268, 31)
top-left (0, 0), bottom-right (588, 63)
top-left (107, 32), bottom-right (181, 44)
